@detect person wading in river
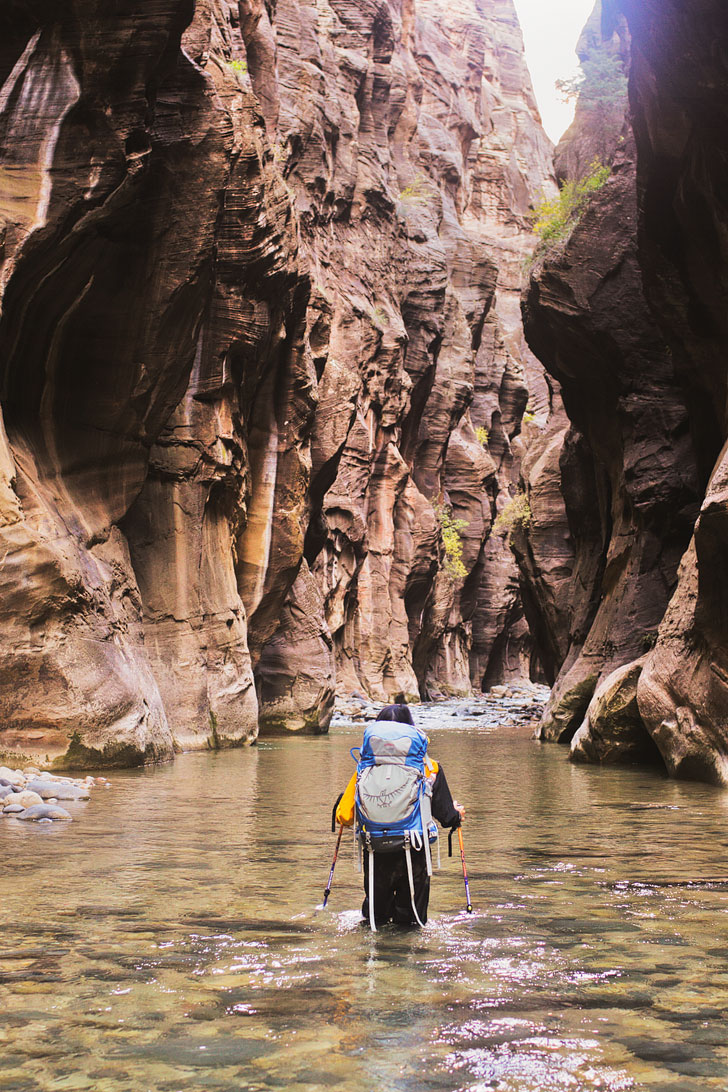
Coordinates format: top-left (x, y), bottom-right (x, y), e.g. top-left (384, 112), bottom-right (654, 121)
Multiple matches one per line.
top-left (333, 704), bottom-right (465, 928)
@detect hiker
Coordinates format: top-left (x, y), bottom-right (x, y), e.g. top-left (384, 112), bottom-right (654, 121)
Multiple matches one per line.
top-left (333, 703), bottom-right (465, 929)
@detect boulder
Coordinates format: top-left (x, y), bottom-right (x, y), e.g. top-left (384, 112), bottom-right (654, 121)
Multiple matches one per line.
top-left (7, 790), bottom-right (44, 809)
top-left (570, 656), bottom-right (663, 765)
top-left (17, 804), bottom-right (72, 821)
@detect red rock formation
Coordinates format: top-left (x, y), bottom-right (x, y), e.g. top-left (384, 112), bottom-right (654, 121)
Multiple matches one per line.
top-left (264, 0), bottom-right (554, 702)
top-left (520, 0), bottom-right (728, 784)
top-left (614, 0), bottom-right (728, 783)
top-left (0, 0), bottom-right (554, 765)
top-left (0, 0), bottom-right (311, 764)
top-left (553, 0), bottom-right (630, 184)
top-left (522, 130), bottom-right (702, 749)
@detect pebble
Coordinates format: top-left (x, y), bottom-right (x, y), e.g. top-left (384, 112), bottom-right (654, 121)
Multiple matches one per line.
top-left (26, 779), bottom-right (90, 801)
top-left (17, 804), bottom-right (73, 822)
top-left (331, 682), bottom-right (551, 732)
top-left (2, 790), bottom-right (44, 809)
top-left (3, 804), bottom-right (25, 814)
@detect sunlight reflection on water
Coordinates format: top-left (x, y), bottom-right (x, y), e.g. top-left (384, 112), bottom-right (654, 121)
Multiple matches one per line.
top-left (2, 713), bottom-right (728, 1090)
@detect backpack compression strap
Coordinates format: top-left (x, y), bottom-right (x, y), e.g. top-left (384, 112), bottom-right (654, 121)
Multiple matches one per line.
top-left (404, 835), bottom-right (426, 928)
top-left (420, 781), bottom-right (434, 877)
top-left (368, 844), bottom-right (377, 933)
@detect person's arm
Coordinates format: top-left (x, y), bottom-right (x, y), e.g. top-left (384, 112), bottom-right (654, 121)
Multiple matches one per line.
top-left (430, 765), bottom-right (464, 828)
top-left (332, 771), bottom-right (357, 830)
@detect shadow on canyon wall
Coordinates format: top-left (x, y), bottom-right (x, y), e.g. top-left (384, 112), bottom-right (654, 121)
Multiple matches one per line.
top-left (2, 0), bottom-right (728, 787)
top-left (518, 0), bottom-right (728, 784)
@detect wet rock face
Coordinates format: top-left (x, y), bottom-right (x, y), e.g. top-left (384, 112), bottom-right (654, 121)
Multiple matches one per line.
top-left (613, 0), bottom-right (728, 783)
top-left (569, 656), bottom-right (663, 766)
top-left (521, 133), bottom-right (702, 746)
top-left (0, 0), bottom-right (553, 765)
top-left (521, 0), bottom-right (728, 784)
top-left (0, 0), bottom-right (310, 764)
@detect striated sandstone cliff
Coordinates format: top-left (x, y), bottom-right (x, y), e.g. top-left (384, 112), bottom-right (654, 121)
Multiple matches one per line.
top-left (616, 0), bottom-right (728, 784)
top-left (519, 0), bottom-right (728, 784)
top-left (266, 0), bottom-right (554, 706)
top-left (0, 0), bottom-right (553, 766)
top-left (0, 0), bottom-right (314, 764)
top-left (522, 132), bottom-right (702, 752)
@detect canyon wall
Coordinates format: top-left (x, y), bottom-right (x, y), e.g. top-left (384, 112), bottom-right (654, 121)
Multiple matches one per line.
top-left (266, 0), bottom-right (553, 709)
top-left (519, 0), bottom-right (728, 783)
top-left (0, 0), bottom-right (553, 766)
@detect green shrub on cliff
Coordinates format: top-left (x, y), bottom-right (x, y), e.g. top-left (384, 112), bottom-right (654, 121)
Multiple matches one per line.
top-left (397, 174), bottom-right (431, 220)
top-left (531, 159), bottom-right (610, 250)
top-left (434, 502), bottom-right (468, 580)
top-left (398, 175), bottom-right (429, 205)
top-left (493, 490), bottom-right (531, 539)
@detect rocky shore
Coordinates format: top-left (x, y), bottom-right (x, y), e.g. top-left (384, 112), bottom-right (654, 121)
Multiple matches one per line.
top-left (0, 766), bottom-right (106, 823)
top-left (332, 683), bottom-right (550, 733)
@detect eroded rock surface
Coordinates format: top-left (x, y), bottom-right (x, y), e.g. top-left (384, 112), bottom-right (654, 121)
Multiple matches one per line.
top-left (522, 133), bottom-right (702, 746)
top-left (570, 655), bottom-right (661, 766)
top-left (518, 0), bottom-right (728, 784)
top-left (0, 0), bottom-right (310, 764)
top-left (609, 0), bottom-right (728, 783)
top-left (271, 0), bottom-right (554, 700)
top-left (0, 0), bottom-right (554, 764)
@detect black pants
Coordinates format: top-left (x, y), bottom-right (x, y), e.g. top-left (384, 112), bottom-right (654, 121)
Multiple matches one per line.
top-left (362, 846), bottom-right (430, 927)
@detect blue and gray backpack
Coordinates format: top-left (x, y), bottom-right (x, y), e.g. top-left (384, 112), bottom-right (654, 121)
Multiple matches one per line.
top-left (352, 721), bottom-right (438, 929)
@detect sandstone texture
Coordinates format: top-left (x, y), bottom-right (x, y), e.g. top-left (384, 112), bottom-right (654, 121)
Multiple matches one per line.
top-left (522, 132), bottom-right (702, 746)
top-left (0, 0), bottom-right (553, 765)
top-left (518, 0), bottom-right (728, 785)
top-left (0, 0), bottom-right (311, 764)
top-left (614, 0), bottom-right (728, 784)
top-left (570, 655), bottom-right (661, 766)
top-left (272, 0), bottom-right (554, 703)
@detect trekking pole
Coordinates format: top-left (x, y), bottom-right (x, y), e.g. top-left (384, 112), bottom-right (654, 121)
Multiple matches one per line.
top-left (320, 823), bottom-right (344, 909)
top-left (457, 827), bottom-right (473, 914)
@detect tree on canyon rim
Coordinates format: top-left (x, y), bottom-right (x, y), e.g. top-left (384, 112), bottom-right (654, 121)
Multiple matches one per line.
top-left (556, 51), bottom-right (628, 165)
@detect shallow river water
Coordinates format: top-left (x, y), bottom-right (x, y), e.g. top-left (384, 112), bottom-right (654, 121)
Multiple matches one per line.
top-left (3, 704), bottom-right (728, 1092)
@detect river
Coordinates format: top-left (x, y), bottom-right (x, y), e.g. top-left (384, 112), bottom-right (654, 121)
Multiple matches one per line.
top-left (2, 701), bottom-right (728, 1091)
